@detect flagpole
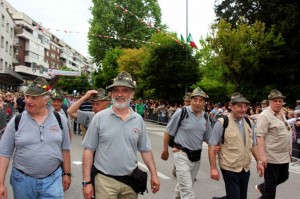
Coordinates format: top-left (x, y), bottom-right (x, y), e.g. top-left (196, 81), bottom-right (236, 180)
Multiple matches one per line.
top-left (185, 0), bottom-right (188, 93)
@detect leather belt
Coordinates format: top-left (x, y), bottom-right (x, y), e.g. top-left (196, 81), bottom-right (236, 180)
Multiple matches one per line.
top-left (15, 165), bottom-right (60, 179)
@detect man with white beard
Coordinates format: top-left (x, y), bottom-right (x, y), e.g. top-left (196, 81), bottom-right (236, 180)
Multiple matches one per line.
top-left (81, 71), bottom-right (160, 199)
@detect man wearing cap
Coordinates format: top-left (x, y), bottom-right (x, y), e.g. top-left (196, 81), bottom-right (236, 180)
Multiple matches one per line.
top-left (208, 92), bottom-right (264, 199)
top-left (255, 89), bottom-right (292, 199)
top-left (172, 92), bottom-right (192, 177)
top-left (0, 77), bottom-right (71, 198)
top-left (183, 92), bottom-right (192, 106)
top-left (51, 89), bottom-right (73, 141)
top-left (261, 99), bottom-right (269, 111)
top-left (81, 71), bottom-right (160, 199)
top-left (161, 87), bottom-right (212, 199)
top-left (67, 88), bottom-right (111, 139)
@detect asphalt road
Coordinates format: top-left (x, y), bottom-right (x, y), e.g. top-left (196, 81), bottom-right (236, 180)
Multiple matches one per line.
top-left (4, 121), bottom-right (300, 199)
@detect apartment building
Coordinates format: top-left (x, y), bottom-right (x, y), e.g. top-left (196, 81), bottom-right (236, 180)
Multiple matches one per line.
top-left (1, 0), bottom-right (93, 91)
top-left (0, 0), bottom-right (23, 90)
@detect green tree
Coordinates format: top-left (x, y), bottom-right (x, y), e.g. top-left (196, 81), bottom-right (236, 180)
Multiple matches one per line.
top-left (117, 47), bottom-right (149, 97)
top-left (194, 38), bottom-right (234, 102)
top-left (92, 47), bottom-right (124, 89)
top-left (88, 0), bottom-right (164, 63)
top-left (207, 19), bottom-right (284, 99)
top-left (214, 0), bottom-right (300, 103)
top-left (140, 33), bottom-right (200, 101)
top-left (56, 72), bottom-right (91, 94)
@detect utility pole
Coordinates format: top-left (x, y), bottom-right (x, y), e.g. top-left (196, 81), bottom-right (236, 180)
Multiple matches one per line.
top-left (185, 0), bottom-right (188, 93)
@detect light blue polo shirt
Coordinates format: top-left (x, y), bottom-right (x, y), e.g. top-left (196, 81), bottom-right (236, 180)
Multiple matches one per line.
top-left (0, 106), bottom-right (70, 178)
top-left (82, 106), bottom-right (151, 176)
top-left (166, 106), bottom-right (211, 151)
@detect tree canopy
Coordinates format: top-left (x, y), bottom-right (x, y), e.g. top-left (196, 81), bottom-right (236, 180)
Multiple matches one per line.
top-left (88, 0), bottom-right (164, 63)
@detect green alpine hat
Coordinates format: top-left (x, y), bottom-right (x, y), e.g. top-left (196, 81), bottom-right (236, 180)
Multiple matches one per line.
top-left (106, 71), bottom-right (136, 91)
top-left (24, 77), bottom-right (51, 96)
top-left (90, 88), bottom-right (111, 102)
top-left (51, 89), bottom-right (63, 100)
top-left (183, 92), bottom-right (192, 101)
top-left (268, 89), bottom-right (286, 100)
top-left (230, 92), bottom-right (250, 104)
top-left (191, 87), bottom-right (208, 99)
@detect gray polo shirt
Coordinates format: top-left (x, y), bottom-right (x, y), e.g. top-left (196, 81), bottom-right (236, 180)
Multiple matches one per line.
top-left (82, 106), bottom-right (151, 176)
top-left (77, 110), bottom-right (95, 128)
top-left (166, 106), bottom-right (211, 150)
top-left (0, 106), bottom-right (70, 178)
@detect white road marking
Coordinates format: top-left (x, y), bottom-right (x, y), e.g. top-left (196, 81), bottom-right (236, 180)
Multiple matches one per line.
top-left (138, 162), bottom-right (171, 180)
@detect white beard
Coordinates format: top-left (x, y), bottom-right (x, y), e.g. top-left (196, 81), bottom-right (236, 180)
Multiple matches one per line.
top-left (112, 97), bottom-right (130, 109)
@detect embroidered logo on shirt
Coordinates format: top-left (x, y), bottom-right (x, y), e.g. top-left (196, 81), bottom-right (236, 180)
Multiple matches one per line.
top-left (50, 125), bottom-right (60, 133)
top-left (132, 128), bottom-right (140, 135)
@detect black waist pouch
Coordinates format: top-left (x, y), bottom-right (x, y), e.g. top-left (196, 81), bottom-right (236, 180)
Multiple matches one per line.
top-left (97, 167), bottom-right (148, 195)
top-left (182, 148), bottom-right (202, 162)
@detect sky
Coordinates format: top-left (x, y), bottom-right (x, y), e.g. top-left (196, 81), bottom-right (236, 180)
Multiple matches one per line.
top-left (6, 0), bottom-right (216, 58)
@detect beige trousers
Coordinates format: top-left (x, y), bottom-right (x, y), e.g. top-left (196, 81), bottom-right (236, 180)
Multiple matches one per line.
top-left (95, 173), bottom-right (138, 199)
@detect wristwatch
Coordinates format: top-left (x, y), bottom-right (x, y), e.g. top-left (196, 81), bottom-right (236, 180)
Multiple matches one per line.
top-left (257, 160), bottom-right (263, 164)
top-left (82, 181), bottom-right (92, 186)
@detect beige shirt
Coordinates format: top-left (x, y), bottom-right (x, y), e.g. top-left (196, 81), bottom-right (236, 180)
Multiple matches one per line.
top-left (256, 107), bottom-right (292, 164)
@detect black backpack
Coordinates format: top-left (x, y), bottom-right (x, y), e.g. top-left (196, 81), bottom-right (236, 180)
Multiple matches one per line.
top-left (221, 115), bottom-right (251, 144)
top-left (15, 111), bottom-right (63, 131)
top-left (168, 107), bottom-right (210, 148)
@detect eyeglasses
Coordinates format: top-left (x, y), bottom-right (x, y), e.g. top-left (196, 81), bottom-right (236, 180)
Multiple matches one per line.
top-left (39, 126), bottom-right (44, 142)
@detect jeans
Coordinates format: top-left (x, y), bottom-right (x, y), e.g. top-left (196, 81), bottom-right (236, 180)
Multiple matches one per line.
top-left (173, 150), bottom-right (200, 199)
top-left (221, 168), bottom-right (250, 199)
top-left (261, 163), bottom-right (289, 199)
top-left (10, 167), bottom-right (63, 199)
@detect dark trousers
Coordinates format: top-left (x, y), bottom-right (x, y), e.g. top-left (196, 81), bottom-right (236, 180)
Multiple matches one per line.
top-left (260, 163), bottom-right (289, 199)
top-left (221, 168), bottom-right (250, 199)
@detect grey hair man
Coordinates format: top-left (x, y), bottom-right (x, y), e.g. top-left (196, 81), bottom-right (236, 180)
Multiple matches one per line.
top-left (0, 77), bottom-right (71, 199)
top-left (81, 71), bottom-right (160, 199)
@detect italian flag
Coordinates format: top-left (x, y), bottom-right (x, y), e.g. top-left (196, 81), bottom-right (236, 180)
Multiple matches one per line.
top-left (187, 33), bottom-right (197, 48)
top-left (180, 34), bottom-right (185, 43)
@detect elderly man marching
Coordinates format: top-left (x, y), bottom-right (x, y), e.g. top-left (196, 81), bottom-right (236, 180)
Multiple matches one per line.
top-left (255, 89), bottom-right (292, 199)
top-left (0, 77), bottom-right (71, 199)
top-left (81, 71), bottom-right (160, 199)
top-left (161, 87), bottom-right (212, 199)
top-left (208, 92), bottom-right (264, 199)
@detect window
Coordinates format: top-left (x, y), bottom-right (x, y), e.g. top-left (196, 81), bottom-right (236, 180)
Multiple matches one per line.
top-left (5, 41), bottom-right (8, 52)
top-left (10, 27), bottom-right (13, 37)
top-left (0, 59), bottom-right (3, 70)
top-left (1, 36), bottom-right (3, 48)
top-left (9, 45), bottom-right (12, 56)
top-left (6, 22), bottom-right (9, 32)
top-left (1, 15), bottom-right (4, 27)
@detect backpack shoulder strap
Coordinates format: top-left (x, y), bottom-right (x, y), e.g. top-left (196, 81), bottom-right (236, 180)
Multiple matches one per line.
top-left (221, 115), bottom-right (229, 144)
top-left (15, 113), bottom-right (22, 131)
top-left (244, 116), bottom-right (251, 128)
top-left (175, 107), bottom-right (188, 135)
top-left (63, 108), bottom-right (68, 119)
top-left (53, 111), bottom-right (63, 130)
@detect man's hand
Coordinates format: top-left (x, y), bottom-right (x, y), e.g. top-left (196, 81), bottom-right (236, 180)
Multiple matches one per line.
top-left (62, 175), bottom-right (71, 192)
top-left (160, 150), bottom-right (169, 161)
top-left (212, 145), bottom-right (221, 153)
top-left (0, 183), bottom-right (8, 199)
top-left (82, 184), bottom-right (94, 199)
top-left (257, 162), bottom-right (265, 177)
top-left (210, 168), bottom-right (220, 181)
top-left (150, 174), bottom-right (160, 194)
top-left (84, 90), bottom-right (98, 101)
top-left (260, 154), bottom-right (268, 168)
